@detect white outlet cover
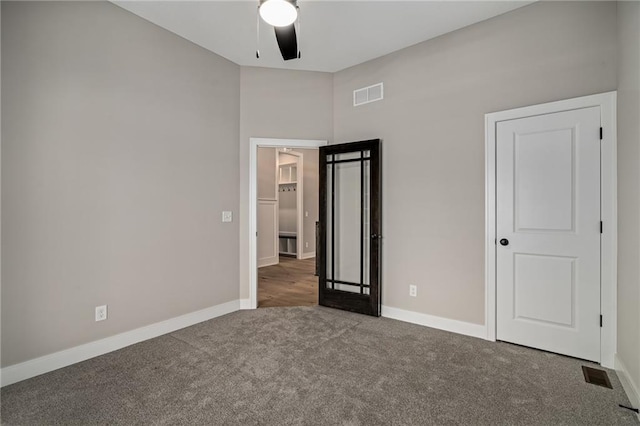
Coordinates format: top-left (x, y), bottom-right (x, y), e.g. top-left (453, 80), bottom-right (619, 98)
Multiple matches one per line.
top-left (409, 285), bottom-right (417, 297)
top-left (222, 211), bottom-right (233, 222)
top-left (95, 305), bottom-right (108, 322)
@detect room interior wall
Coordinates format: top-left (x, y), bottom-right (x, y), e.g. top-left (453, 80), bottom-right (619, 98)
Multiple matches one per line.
top-left (239, 67), bottom-right (333, 300)
top-left (297, 148), bottom-right (319, 256)
top-left (332, 1), bottom-right (617, 325)
top-left (257, 147), bottom-right (277, 200)
top-left (1, 1), bottom-right (240, 367)
top-left (278, 187), bottom-right (297, 235)
top-left (616, 0), bottom-right (640, 405)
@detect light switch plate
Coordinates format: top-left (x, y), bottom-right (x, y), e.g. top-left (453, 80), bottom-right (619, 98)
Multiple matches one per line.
top-left (222, 211), bottom-right (233, 222)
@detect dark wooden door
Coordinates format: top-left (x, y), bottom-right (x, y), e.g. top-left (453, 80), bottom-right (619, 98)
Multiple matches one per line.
top-left (319, 140), bottom-right (381, 316)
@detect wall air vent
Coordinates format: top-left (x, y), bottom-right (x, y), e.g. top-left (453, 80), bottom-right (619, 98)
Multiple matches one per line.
top-left (353, 83), bottom-right (384, 107)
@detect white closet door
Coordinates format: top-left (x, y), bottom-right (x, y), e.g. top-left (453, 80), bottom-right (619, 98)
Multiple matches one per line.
top-left (496, 106), bottom-right (601, 362)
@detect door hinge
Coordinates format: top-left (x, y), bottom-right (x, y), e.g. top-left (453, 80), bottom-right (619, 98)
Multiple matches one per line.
top-left (600, 315), bottom-right (603, 327)
top-left (600, 221), bottom-right (603, 234)
top-left (600, 127), bottom-right (603, 140)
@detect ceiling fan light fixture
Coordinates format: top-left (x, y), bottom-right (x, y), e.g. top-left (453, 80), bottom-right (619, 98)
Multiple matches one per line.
top-left (259, 0), bottom-right (297, 27)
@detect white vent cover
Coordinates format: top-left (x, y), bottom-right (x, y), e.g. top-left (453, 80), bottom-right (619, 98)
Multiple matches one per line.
top-left (353, 83), bottom-right (384, 106)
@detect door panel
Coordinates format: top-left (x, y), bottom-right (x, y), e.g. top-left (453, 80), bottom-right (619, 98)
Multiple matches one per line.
top-left (496, 107), bottom-right (601, 362)
top-left (319, 140), bottom-right (381, 316)
top-left (257, 199), bottom-right (278, 268)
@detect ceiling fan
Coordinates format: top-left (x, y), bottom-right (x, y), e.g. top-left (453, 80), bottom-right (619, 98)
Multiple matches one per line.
top-left (256, 0), bottom-right (301, 61)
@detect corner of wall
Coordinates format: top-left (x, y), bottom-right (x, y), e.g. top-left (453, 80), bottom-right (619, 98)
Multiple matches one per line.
top-left (615, 353), bottom-right (640, 420)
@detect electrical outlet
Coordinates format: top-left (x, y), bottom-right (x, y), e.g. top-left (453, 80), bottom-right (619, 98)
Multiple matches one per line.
top-left (95, 305), bottom-right (108, 322)
top-left (305, 211), bottom-right (309, 217)
top-left (305, 242), bottom-right (309, 248)
top-left (222, 211), bottom-right (233, 222)
top-left (409, 285), bottom-right (417, 297)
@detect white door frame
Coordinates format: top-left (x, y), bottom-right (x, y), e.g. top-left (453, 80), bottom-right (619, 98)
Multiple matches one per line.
top-left (484, 91), bottom-right (617, 368)
top-left (249, 138), bottom-right (328, 309)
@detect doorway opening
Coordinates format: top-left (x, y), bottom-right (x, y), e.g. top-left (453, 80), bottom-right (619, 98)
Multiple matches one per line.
top-left (249, 138), bottom-right (328, 309)
top-left (257, 147), bottom-right (319, 307)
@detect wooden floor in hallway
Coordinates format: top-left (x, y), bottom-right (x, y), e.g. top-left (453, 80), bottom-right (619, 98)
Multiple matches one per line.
top-left (258, 257), bottom-right (318, 308)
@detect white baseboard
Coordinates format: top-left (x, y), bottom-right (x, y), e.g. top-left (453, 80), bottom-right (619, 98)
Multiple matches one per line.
top-left (239, 298), bottom-right (253, 310)
top-left (300, 252), bottom-right (316, 260)
top-left (258, 258), bottom-right (278, 268)
top-left (615, 353), bottom-right (640, 420)
top-left (0, 299), bottom-right (240, 388)
top-left (381, 305), bottom-right (487, 340)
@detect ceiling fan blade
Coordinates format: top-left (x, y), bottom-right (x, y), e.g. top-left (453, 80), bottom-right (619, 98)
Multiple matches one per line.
top-left (274, 24), bottom-right (298, 60)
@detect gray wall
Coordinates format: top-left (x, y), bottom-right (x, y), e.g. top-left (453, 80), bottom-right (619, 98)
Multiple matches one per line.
top-left (1, 1), bottom-right (240, 367)
top-left (333, 1), bottom-right (617, 324)
top-left (257, 147), bottom-right (277, 200)
top-left (298, 148), bottom-right (319, 256)
top-left (617, 0), bottom-right (640, 402)
top-left (239, 67), bottom-right (333, 299)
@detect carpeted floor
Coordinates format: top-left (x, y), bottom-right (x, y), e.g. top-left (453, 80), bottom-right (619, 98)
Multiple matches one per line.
top-left (1, 306), bottom-right (638, 425)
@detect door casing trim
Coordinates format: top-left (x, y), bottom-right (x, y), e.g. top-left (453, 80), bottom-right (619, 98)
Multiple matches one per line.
top-left (249, 138), bottom-right (328, 309)
top-left (484, 91), bottom-right (617, 368)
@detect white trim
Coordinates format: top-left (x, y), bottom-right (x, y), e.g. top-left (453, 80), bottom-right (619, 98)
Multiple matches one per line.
top-left (615, 354), bottom-right (640, 421)
top-left (249, 138), bottom-right (327, 310)
top-left (484, 91), bottom-right (617, 368)
top-left (239, 299), bottom-right (252, 310)
top-left (0, 300), bottom-right (240, 387)
top-left (300, 251), bottom-right (316, 260)
top-left (381, 305), bottom-right (486, 340)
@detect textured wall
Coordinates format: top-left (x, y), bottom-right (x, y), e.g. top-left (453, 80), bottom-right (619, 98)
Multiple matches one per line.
top-left (1, 1), bottom-right (240, 366)
top-left (298, 148), bottom-right (319, 256)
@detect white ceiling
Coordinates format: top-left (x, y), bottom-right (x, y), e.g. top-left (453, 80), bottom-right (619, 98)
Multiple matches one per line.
top-left (113, 1), bottom-right (534, 73)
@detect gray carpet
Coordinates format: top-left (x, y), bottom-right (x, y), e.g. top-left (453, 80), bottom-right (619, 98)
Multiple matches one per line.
top-left (1, 306), bottom-right (638, 425)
